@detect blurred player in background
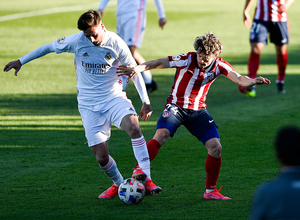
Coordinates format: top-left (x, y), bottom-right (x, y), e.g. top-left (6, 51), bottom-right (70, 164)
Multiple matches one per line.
top-left (3, 10), bottom-right (161, 199)
top-left (118, 32), bottom-right (271, 200)
top-left (250, 125), bottom-right (300, 219)
top-left (98, 0), bottom-right (167, 92)
top-left (239, 0), bottom-right (295, 97)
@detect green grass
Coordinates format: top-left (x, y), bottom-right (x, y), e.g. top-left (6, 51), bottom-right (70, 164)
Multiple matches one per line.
top-left (1, 0), bottom-right (300, 219)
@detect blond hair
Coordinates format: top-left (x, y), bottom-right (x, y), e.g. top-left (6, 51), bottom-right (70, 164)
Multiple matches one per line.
top-left (193, 31), bottom-right (223, 61)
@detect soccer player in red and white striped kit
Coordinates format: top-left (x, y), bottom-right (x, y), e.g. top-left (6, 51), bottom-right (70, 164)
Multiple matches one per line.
top-left (118, 32), bottom-right (271, 200)
top-left (238, 0), bottom-right (294, 96)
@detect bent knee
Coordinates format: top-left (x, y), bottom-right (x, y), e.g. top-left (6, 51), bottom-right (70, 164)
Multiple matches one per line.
top-left (205, 138), bottom-right (222, 157)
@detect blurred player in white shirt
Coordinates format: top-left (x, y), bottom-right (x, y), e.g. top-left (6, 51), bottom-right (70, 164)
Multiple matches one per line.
top-left (98, 0), bottom-right (167, 92)
top-left (4, 10), bottom-right (162, 199)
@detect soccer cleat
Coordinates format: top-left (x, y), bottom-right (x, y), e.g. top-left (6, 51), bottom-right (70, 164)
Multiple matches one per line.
top-left (203, 186), bottom-right (231, 200)
top-left (144, 179), bottom-right (162, 195)
top-left (238, 85), bottom-right (256, 97)
top-left (276, 82), bottom-right (286, 94)
top-left (131, 168), bottom-right (147, 182)
top-left (146, 80), bottom-right (157, 93)
top-left (98, 184), bottom-right (119, 199)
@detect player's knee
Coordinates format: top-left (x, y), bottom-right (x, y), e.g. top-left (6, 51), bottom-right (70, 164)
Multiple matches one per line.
top-left (127, 124), bottom-right (142, 139)
top-left (205, 138), bottom-right (222, 157)
top-left (154, 128), bottom-right (170, 145)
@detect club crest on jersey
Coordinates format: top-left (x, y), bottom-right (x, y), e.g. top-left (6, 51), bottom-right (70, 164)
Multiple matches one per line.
top-left (105, 52), bottom-right (112, 61)
top-left (162, 111), bottom-right (170, 118)
top-left (172, 55), bottom-right (181, 61)
top-left (57, 37), bottom-right (66, 44)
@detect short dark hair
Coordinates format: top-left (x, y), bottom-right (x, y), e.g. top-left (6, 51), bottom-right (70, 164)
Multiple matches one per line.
top-left (77, 10), bottom-right (101, 31)
top-left (275, 126), bottom-right (300, 166)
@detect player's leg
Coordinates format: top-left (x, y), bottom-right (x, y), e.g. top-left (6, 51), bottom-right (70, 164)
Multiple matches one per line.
top-left (275, 44), bottom-right (288, 93)
top-left (203, 136), bottom-right (230, 200)
top-left (187, 109), bottom-right (230, 200)
top-left (270, 21), bottom-right (289, 94)
top-left (121, 114), bottom-right (162, 195)
top-left (91, 142), bottom-right (124, 198)
top-left (78, 105), bottom-right (123, 198)
top-left (239, 20), bottom-right (267, 97)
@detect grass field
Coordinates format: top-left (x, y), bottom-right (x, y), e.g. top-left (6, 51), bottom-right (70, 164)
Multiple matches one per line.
top-left (1, 0), bottom-right (300, 219)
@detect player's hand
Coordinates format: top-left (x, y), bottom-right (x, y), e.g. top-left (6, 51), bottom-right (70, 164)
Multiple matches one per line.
top-left (255, 76), bottom-right (271, 85)
top-left (159, 17), bottom-right (167, 29)
top-left (243, 12), bottom-right (252, 28)
top-left (98, 10), bottom-right (104, 17)
top-left (117, 65), bottom-right (137, 83)
top-left (278, 4), bottom-right (287, 14)
top-left (140, 103), bottom-right (152, 121)
top-left (3, 60), bottom-right (22, 76)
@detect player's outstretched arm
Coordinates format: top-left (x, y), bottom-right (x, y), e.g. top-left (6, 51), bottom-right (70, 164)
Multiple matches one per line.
top-left (117, 57), bottom-right (170, 82)
top-left (3, 60), bottom-right (22, 76)
top-left (227, 70), bottom-right (271, 87)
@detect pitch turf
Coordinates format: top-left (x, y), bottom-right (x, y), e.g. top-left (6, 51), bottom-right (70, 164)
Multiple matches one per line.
top-left (1, 0), bottom-right (300, 219)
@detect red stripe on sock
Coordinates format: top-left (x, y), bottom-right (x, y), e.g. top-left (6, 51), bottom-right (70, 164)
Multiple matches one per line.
top-left (248, 52), bottom-right (260, 79)
top-left (277, 53), bottom-right (288, 82)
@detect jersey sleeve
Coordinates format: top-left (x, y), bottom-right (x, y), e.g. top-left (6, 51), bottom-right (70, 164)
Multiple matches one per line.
top-left (154, 0), bottom-right (166, 19)
top-left (98, 0), bottom-right (110, 11)
top-left (216, 58), bottom-right (235, 77)
top-left (168, 53), bottom-right (189, 68)
top-left (51, 33), bottom-right (80, 54)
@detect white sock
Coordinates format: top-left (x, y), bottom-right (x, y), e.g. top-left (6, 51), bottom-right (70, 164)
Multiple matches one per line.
top-left (141, 70), bottom-right (152, 84)
top-left (206, 189), bottom-right (214, 193)
top-left (131, 136), bottom-right (151, 180)
top-left (100, 155), bottom-right (124, 187)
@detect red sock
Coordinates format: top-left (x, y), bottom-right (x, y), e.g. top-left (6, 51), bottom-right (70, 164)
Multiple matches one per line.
top-left (248, 52), bottom-right (260, 79)
top-left (135, 139), bottom-right (161, 168)
top-left (276, 53), bottom-right (288, 82)
top-left (205, 154), bottom-right (221, 189)
top-left (147, 139), bottom-right (161, 161)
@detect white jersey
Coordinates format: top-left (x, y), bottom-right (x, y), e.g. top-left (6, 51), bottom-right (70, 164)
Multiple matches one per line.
top-left (52, 30), bottom-right (135, 105)
top-left (98, 0), bottom-right (166, 19)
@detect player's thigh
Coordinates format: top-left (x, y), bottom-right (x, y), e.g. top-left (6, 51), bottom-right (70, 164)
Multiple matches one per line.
top-left (185, 109), bottom-right (219, 144)
top-left (269, 21), bottom-right (289, 45)
top-left (108, 97), bottom-right (138, 130)
top-left (117, 11), bottom-right (146, 48)
top-left (250, 20), bottom-right (269, 45)
top-left (78, 106), bottom-right (111, 147)
top-left (156, 104), bottom-right (185, 137)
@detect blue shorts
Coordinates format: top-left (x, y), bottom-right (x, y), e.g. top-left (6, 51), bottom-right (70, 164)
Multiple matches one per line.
top-left (250, 20), bottom-right (289, 45)
top-left (156, 103), bottom-right (219, 144)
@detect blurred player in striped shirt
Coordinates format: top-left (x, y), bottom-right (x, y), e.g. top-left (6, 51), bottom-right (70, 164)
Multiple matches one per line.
top-left (117, 32), bottom-right (271, 200)
top-left (239, 0), bottom-right (295, 96)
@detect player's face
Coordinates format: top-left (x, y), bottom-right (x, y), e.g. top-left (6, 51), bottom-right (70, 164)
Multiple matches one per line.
top-left (197, 52), bottom-right (215, 69)
top-left (83, 22), bottom-right (105, 46)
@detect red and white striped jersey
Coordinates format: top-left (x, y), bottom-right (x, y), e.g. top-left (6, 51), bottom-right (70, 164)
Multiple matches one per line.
top-left (166, 52), bottom-right (234, 110)
top-left (254, 0), bottom-right (288, 22)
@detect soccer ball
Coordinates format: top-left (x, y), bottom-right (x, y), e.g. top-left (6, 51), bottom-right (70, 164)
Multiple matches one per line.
top-left (118, 178), bottom-right (145, 205)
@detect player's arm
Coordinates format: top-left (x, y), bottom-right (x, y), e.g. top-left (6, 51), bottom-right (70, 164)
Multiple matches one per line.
top-left (3, 43), bottom-right (55, 76)
top-left (243, 0), bottom-right (256, 28)
top-left (117, 57), bottom-right (170, 80)
top-left (278, 0), bottom-right (295, 13)
top-left (227, 70), bottom-right (271, 87)
top-left (98, 0), bottom-right (110, 17)
top-left (153, 0), bottom-right (167, 29)
top-left (131, 73), bottom-right (153, 121)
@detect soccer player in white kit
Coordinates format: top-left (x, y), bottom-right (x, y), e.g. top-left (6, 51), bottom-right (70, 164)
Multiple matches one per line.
top-left (3, 10), bottom-right (162, 199)
top-left (98, 0), bottom-right (167, 92)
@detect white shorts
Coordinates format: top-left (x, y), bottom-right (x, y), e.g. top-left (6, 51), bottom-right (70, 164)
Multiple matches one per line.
top-left (117, 10), bottom-right (146, 48)
top-left (78, 96), bottom-right (137, 147)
